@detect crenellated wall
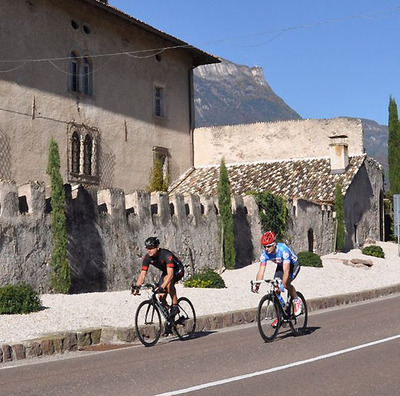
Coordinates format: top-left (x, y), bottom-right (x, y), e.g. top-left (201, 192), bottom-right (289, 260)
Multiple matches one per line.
top-left (0, 181), bottom-right (262, 293)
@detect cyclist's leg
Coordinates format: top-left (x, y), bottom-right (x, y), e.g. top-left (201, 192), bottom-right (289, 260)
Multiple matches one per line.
top-left (157, 274), bottom-right (169, 307)
top-left (168, 269), bottom-right (184, 318)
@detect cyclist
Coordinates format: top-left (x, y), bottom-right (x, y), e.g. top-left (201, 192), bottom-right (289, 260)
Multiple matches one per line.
top-left (252, 231), bottom-right (302, 322)
top-left (131, 237), bottom-right (184, 335)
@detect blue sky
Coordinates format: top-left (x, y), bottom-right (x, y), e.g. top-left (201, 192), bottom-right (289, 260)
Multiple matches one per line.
top-left (110, 1), bottom-right (400, 126)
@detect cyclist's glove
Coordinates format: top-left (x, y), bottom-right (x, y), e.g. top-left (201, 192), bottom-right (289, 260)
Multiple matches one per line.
top-left (131, 284), bottom-right (140, 293)
top-left (157, 286), bottom-right (167, 294)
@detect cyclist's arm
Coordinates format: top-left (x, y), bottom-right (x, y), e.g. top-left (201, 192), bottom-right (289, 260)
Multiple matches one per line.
top-left (132, 269), bottom-right (147, 295)
top-left (253, 262), bottom-right (267, 292)
top-left (281, 261), bottom-right (291, 289)
top-left (160, 266), bottom-right (174, 291)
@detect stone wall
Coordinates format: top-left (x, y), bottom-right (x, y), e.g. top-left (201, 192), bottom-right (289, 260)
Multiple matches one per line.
top-left (0, 181), bottom-right (262, 293)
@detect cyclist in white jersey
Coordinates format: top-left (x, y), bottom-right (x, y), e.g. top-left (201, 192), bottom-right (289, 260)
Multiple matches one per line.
top-left (252, 231), bottom-right (302, 318)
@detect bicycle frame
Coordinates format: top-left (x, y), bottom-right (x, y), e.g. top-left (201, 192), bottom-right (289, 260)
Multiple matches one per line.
top-left (143, 283), bottom-right (171, 322)
top-left (252, 279), bottom-right (293, 321)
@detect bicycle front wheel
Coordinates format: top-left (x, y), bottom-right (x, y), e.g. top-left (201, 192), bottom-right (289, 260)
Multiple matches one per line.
top-left (289, 291), bottom-right (308, 336)
top-left (257, 294), bottom-right (281, 342)
top-left (173, 297), bottom-right (196, 340)
top-left (135, 300), bottom-right (162, 347)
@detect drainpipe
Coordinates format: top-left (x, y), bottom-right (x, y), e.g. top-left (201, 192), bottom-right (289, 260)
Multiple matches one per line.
top-left (188, 67), bottom-right (195, 167)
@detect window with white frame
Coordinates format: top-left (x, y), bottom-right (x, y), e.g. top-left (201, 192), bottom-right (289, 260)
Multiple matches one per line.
top-left (69, 51), bottom-right (93, 95)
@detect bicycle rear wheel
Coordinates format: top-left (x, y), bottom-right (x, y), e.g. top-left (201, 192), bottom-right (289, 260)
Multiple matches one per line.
top-left (173, 297), bottom-right (196, 340)
top-left (135, 300), bottom-right (162, 347)
top-left (289, 291), bottom-right (308, 335)
top-left (257, 294), bottom-right (281, 342)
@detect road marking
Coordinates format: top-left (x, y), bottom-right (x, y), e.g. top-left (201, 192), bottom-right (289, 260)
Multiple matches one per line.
top-left (154, 334), bottom-right (400, 396)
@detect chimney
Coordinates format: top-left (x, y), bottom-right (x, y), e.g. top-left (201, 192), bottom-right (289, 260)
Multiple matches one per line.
top-left (329, 135), bottom-right (349, 174)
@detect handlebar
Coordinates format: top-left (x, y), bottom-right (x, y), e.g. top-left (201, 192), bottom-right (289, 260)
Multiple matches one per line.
top-left (251, 278), bottom-right (283, 293)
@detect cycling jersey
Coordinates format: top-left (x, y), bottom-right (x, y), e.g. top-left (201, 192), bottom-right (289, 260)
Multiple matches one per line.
top-left (142, 248), bottom-right (184, 278)
top-left (260, 242), bottom-right (300, 278)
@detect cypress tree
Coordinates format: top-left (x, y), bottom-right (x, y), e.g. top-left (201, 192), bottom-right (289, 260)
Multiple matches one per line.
top-left (335, 183), bottom-right (345, 252)
top-left (388, 96), bottom-right (400, 194)
top-left (46, 138), bottom-right (70, 293)
top-left (148, 156), bottom-right (168, 192)
top-left (217, 158), bottom-right (236, 269)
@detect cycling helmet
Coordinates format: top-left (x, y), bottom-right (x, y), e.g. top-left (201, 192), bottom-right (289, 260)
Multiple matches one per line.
top-left (145, 237), bottom-right (160, 248)
top-left (261, 231), bottom-right (276, 246)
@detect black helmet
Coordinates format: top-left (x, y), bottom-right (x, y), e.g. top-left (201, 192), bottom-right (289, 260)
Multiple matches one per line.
top-left (145, 237), bottom-right (160, 248)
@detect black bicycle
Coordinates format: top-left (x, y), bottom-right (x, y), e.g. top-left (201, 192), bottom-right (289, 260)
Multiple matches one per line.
top-left (134, 283), bottom-right (196, 347)
top-left (251, 279), bottom-right (308, 342)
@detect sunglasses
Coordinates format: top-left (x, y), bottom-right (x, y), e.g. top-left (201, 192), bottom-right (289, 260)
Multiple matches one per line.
top-left (264, 243), bottom-right (275, 248)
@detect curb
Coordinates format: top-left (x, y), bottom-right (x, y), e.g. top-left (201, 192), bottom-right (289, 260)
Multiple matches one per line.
top-left (2, 284), bottom-right (400, 363)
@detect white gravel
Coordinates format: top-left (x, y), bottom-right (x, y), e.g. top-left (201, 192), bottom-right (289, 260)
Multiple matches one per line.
top-left (1, 241), bottom-right (400, 344)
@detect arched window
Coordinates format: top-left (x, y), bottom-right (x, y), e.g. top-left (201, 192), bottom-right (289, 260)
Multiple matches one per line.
top-left (82, 57), bottom-right (92, 95)
top-left (84, 134), bottom-right (93, 176)
top-left (68, 125), bottom-right (98, 185)
top-left (69, 52), bottom-right (93, 96)
top-left (69, 51), bottom-right (80, 92)
top-left (71, 131), bottom-right (80, 174)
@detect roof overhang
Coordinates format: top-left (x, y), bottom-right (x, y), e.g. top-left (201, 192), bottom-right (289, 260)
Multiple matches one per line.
top-left (80, 0), bottom-right (221, 67)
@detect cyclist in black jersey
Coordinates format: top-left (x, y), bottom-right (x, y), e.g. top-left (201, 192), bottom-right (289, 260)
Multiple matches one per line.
top-left (132, 237), bottom-right (184, 335)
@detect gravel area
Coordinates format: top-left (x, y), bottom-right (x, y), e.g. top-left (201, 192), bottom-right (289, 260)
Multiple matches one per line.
top-left (1, 241), bottom-right (400, 344)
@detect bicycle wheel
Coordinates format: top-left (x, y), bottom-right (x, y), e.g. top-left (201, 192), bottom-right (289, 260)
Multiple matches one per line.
top-left (135, 300), bottom-right (162, 347)
top-left (289, 291), bottom-right (308, 335)
top-left (173, 297), bottom-right (196, 340)
top-left (257, 294), bottom-right (281, 342)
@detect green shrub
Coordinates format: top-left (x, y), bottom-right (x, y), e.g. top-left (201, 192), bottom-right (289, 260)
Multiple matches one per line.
top-left (297, 251), bottom-right (323, 268)
top-left (362, 245), bottom-right (385, 259)
top-left (184, 268), bottom-right (226, 289)
top-left (0, 283), bottom-right (42, 314)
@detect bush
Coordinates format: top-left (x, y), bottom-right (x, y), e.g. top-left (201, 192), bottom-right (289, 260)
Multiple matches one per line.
top-left (184, 268), bottom-right (226, 289)
top-left (362, 245), bottom-right (385, 259)
top-left (297, 251), bottom-right (323, 268)
top-left (0, 283), bottom-right (42, 314)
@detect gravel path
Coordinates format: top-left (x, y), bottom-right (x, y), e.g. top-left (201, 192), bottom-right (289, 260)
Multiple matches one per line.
top-left (1, 241), bottom-right (399, 344)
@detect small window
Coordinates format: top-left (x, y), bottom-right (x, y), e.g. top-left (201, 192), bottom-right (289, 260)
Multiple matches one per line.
top-left (69, 51), bottom-right (93, 96)
top-left (154, 86), bottom-right (165, 117)
top-left (70, 51), bottom-right (80, 92)
top-left (71, 131), bottom-right (80, 174)
top-left (84, 134), bottom-right (92, 175)
top-left (68, 124), bottom-right (98, 185)
top-left (82, 57), bottom-right (92, 95)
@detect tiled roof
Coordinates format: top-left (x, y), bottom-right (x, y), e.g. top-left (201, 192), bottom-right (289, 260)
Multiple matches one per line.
top-left (169, 155), bottom-right (373, 205)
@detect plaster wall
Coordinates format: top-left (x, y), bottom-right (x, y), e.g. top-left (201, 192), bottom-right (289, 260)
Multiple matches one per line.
top-left (0, 0), bottom-right (193, 191)
top-left (194, 118), bottom-right (364, 166)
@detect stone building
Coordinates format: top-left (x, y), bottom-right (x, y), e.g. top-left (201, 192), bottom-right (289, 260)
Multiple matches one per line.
top-left (171, 118), bottom-right (384, 254)
top-left (0, 0), bottom-right (219, 192)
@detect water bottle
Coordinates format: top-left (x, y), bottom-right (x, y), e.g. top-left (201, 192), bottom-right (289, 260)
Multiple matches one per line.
top-left (277, 293), bottom-right (285, 307)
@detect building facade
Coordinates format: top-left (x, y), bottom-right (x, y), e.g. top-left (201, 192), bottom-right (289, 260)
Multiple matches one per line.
top-left (0, 0), bottom-right (218, 192)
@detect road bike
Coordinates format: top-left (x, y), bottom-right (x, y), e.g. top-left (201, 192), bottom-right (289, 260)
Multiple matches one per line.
top-left (251, 278), bottom-right (308, 342)
top-left (134, 283), bottom-right (196, 347)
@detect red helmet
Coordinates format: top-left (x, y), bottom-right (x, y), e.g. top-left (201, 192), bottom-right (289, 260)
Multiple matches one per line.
top-left (261, 231), bottom-right (276, 246)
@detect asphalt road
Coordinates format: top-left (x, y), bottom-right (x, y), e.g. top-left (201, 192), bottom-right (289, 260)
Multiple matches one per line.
top-left (1, 295), bottom-right (400, 395)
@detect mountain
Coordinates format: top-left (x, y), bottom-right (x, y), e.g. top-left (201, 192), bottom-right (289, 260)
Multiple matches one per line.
top-left (193, 58), bottom-right (302, 128)
top-left (193, 59), bottom-right (389, 185)
top-left (361, 118), bottom-right (389, 186)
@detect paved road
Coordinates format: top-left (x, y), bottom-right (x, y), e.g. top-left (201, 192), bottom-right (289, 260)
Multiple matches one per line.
top-left (1, 295), bottom-right (400, 395)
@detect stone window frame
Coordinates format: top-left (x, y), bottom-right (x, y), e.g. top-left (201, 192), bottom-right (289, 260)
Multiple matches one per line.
top-left (67, 123), bottom-right (99, 185)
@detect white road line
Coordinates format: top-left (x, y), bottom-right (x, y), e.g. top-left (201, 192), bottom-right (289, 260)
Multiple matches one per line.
top-left (154, 334), bottom-right (400, 396)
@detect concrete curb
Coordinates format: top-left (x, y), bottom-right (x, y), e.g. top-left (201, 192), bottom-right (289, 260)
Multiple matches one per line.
top-left (2, 284), bottom-right (400, 363)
